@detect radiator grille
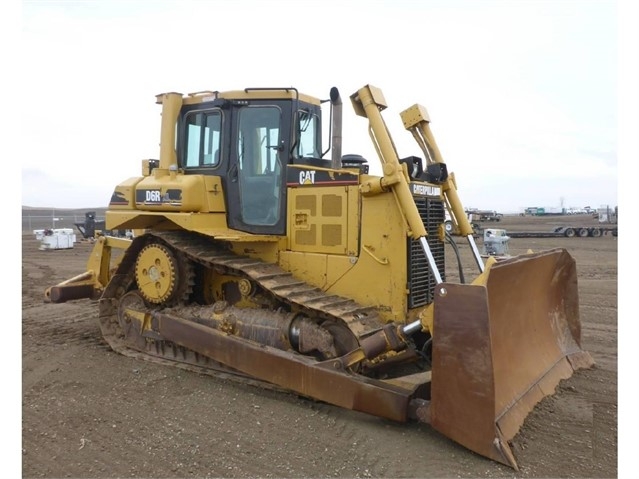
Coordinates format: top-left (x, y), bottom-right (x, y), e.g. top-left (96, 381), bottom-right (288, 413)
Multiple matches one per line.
top-left (407, 197), bottom-right (446, 308)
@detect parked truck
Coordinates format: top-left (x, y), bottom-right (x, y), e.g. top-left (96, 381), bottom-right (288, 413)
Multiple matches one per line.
top-left (525, 207), bottom-right (566, 216)
top-left (508, 225), bottom-right (617, 238)
top-left (465, 208), bottom-right (502, 221)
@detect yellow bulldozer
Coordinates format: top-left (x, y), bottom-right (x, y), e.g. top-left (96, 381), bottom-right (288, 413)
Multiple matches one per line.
top-left (45, 84), bottom-right (593, 469)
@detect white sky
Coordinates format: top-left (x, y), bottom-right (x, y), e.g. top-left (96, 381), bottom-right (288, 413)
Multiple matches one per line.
top-left (10, 1), bottom-right (638, 476)
top-left (19, 0), bottom-right (625, 214)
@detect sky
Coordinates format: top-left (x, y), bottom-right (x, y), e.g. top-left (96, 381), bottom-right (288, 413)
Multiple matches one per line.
top-left (10, 1), bottom-right (638, 476)
top-left (18, 0), bottom-right (628, 215)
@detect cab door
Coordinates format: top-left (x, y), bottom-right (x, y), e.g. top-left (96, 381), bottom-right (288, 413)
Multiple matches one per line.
top-left (226, 104), bottom-right (287, 235)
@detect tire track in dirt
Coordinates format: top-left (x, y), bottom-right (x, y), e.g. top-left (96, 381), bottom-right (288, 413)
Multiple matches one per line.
top-left (22, 303), bottom-right (106, 353)
top-left (22, 260), bottom-right (57, 309)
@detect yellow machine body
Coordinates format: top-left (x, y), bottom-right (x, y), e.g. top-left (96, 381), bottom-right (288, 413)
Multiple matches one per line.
top-left (46, 84), bottom-right (593, 470)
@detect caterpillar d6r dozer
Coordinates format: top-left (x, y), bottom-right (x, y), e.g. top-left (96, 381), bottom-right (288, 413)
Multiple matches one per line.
top-left (45, 84), bottom-right (594, 469)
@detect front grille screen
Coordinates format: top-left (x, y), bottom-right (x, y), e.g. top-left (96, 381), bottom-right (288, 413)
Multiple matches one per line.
top-left (407, 197), bottom-right (446, 308)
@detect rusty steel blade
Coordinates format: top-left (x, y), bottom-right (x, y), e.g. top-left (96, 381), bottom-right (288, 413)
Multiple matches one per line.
top-left (429, 248), bottom-right (594, 469)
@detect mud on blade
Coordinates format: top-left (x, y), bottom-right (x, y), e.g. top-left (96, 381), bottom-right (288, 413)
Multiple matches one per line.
top-left (429, 248), bottom-right (594, 469)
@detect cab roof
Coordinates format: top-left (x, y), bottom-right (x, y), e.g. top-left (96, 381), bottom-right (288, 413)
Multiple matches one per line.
top-left (163, 88), bottom-right (323, 106)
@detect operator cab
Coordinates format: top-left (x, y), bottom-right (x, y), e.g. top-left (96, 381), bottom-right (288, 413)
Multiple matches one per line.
top-left (176, 88), bottom-right (330, 235)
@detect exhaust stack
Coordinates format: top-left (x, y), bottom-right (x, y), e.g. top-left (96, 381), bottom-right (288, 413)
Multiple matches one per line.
top-left (330, 87), bottom-right (343, 169)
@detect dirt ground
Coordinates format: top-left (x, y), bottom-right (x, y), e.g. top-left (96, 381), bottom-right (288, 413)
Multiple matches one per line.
top-left (21, 214), bottom-right (618, 478)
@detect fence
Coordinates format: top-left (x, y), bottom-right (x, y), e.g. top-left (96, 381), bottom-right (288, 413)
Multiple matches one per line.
top-left (21, 210), bottom-right (106, 234)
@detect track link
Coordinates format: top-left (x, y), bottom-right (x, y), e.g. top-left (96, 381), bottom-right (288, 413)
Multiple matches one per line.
top-left (98, 231), bottom-right (387, 386)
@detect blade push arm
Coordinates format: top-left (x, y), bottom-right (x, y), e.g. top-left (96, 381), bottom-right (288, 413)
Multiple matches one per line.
top-left (350, 85), bottom-right (443, 287)
top-left (400, 104), bottom-right (485, 273)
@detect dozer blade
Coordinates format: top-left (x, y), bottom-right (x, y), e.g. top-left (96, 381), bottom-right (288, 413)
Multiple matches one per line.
top-left (429, 248), bottom-right (594, 469)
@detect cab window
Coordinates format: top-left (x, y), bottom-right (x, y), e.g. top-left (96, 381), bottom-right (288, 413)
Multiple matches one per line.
top-left (297, 109), bottom-right (320, 158)
top-left (184, 110), bottom-right (222, 167)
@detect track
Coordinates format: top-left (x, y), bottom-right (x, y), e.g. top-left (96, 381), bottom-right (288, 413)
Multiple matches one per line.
top-left (97, 231), bottom-right (391, 385)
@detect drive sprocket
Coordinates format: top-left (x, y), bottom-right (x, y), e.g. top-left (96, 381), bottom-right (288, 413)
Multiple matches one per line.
top-left (134, 243), bottom-right (180, 304)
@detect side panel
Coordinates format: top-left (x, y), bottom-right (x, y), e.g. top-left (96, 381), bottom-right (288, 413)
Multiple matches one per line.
top-left (109, 177), bottom-right (144, 209)
top-left (283, 188), bottom-right (410, 323)
top-left (133, 174), bottom-right (226, 213)
top-left (279, 252), bottom-right (356, 291)
top-left (282, 180), bottom-right (445, 324)
top-left (286, 185), bottom-right (358, 255)
top-left (203, 176), bottom-right (227, 212)
top-left (108, 174), bottom-right (226, 214)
